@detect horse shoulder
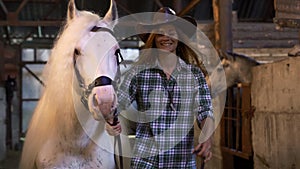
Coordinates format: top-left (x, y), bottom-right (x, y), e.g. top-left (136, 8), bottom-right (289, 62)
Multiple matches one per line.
top-left (35, 139), bottom-right (115, 169)
top-left (35, 139), bottom-right (60, 168)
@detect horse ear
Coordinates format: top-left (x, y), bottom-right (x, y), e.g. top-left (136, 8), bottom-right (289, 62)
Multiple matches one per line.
top-left (218, 49), bottom-right (234, 61)
top-left (226, 51), bottom-right (236, 61)
top-left (103, 0), bottom-right (118, 27)
top-left (218, 49), bottom-right (227, 60)
top-left (67, 0), bottom-right (79, 21)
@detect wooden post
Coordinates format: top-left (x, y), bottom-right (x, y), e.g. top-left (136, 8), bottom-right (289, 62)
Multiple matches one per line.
top-left (212, 0), bottom-right (220, 50)
top-left (213, 0), bottom-right (233, 53)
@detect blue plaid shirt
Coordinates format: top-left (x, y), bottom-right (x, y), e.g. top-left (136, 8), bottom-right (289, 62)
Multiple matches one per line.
top-left (117, 58), bottom-right (213, 169)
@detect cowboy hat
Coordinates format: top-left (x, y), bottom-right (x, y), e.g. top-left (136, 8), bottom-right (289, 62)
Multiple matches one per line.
top-left (136, 7), bottom-right (197, 42)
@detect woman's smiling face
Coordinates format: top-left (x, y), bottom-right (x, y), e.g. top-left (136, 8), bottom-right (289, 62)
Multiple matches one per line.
top-left (155, 24), bottom-right (178, 54)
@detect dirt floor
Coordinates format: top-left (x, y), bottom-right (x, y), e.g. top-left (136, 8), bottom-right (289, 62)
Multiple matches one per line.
top-left (0, 150), bottom-right (21, 169)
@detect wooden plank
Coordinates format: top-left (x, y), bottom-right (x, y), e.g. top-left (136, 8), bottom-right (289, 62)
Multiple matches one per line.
top-left (227, 88), bottom-right (233, 148)
top-left (233, 31), bottom-right (299, 40)
top-left (241, 84), bottom-right (253, 155)
top-left (0, 20), bottom-right (62, 26)
top-left (275, 0), bottom-right (300, 15)
top-left (233, 23), bottom-right (297, 32)
top-left (235, 87), bottom-right (241, 151)
top-left (233, 39), bottom-right (298, 48)
top-left (198, 22), bottom-right (298, 48)
top-left (221, 147), bottom-right (252, 159)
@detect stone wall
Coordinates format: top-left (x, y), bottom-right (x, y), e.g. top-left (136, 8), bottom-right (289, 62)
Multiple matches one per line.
top-left (251, 57), bottom-right (300, 169)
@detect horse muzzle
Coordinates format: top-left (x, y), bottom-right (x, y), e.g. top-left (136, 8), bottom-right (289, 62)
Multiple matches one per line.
top-left (88, 77), bottom-right (117, 121)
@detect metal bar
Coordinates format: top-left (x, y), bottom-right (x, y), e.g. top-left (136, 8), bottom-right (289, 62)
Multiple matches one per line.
top-left (22, 64), bottom-right (45, 86)
top-left (22, 98), bottom-right (39, 101)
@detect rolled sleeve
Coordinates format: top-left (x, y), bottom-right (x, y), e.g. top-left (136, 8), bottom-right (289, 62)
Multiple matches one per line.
top-left (192, 66), bottom-right (214, 123)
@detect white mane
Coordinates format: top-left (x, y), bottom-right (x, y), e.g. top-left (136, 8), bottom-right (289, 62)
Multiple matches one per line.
top-left (20, 10), bottom-right (103, 169)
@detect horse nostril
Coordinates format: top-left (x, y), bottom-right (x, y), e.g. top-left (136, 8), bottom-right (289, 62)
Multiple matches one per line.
top-left (74, 48), bottom-right (81, 55)
top-left (93, 94), bottom-right (98, 105)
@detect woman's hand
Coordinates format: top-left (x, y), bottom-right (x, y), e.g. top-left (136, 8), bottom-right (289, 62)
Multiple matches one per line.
top-left (105, 121), bottom-right (122, 136)
top-left (192, 117), bottom-right (214, 163)
top-left (192, 137), bottom-right (212, 163)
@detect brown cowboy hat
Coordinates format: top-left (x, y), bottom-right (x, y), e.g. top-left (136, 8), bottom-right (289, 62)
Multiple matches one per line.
top-left (136, 7), bottom-right (197, 42)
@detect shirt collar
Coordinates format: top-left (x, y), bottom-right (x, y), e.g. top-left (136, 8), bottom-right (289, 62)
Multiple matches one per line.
top-left (154, 57), bottom-right (189, 72)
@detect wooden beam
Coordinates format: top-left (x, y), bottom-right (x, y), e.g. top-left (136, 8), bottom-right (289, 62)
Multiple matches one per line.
top-left (154, 0), bottom-right (163, 8)
top-left (15, 0), bottom-right (29, 15)
top-left (42, 0), bottom-right (62, 20)
top-left (0, 0), bottom-right (8, 14)
top-left (115, 0), bottom-right (133, 15)
top-left (213, 0), bottom-right (220, 50)
top-left (0, 20), bottom-right (63, 26)
top-left (177, 0), bottom-right (201, 17)
top-left (2, 0), bottom-right (58, 2)
top-left (219, 0), bottom-right (233, 52)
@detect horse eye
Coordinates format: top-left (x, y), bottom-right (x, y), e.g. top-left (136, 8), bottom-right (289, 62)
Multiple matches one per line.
top-left (223, 63), bottom-right (229, 68)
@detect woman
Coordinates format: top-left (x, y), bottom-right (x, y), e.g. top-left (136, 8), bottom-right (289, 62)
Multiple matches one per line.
top-left (106, 7), bottom-right (214, 169)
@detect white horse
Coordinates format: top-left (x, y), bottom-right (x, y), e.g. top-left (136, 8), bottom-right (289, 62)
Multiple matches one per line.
top-left (19, 0), bottom-right (120, 168)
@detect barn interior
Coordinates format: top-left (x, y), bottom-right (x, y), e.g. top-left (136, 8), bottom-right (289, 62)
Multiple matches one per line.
top-left (0, 0), bottom-right (299, 169)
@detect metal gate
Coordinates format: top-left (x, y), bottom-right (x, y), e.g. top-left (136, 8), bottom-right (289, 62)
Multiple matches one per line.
top-left (221, 83), bottom-right (255, 160)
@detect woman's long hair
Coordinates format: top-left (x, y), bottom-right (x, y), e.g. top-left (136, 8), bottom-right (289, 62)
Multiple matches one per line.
top-left (135, 27), bottom-right (208, 76)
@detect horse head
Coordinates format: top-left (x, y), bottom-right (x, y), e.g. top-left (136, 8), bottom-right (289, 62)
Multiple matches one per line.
top-left (69, 0), bottom-right (121, 123)
top-left (219, 50), bottom-right (260, 87)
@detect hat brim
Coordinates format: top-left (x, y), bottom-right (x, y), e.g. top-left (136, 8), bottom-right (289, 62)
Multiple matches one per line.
top-left (136, 16), bottom-right (197, 43)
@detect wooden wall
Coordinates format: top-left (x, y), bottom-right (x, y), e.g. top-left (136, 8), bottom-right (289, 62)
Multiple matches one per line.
top-left (251, 57), bottom-right (300, 169)
top-left (198, 21), bottom-right (299, 62)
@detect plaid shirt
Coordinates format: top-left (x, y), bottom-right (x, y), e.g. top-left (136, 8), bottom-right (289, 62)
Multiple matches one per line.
top-left (118, 58), bottom-right (213, 169)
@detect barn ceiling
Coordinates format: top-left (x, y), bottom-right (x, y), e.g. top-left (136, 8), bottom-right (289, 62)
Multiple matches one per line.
top-left (0, 0), bottom-right (276, 46)
top-left (0, 0), bottom-right (215, 46)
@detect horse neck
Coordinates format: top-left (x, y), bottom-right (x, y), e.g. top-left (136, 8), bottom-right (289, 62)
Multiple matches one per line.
top-left (55, 93), bottom-right (106, 148)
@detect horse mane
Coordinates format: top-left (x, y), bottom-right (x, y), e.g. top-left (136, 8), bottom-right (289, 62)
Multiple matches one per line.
top-left (19, 11), bottom-right (102, 169)
top-left (228, 51), bottom-right (260, 66)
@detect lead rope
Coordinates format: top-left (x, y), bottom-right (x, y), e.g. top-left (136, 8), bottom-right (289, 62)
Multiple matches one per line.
top-left (110, 48), bottom-right (124, 169)
top-left (107, 110), bottom-right (123, 169)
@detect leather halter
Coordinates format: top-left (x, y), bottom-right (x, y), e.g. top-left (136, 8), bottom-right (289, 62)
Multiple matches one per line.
top-left (73, 26), bottom-right (124, 110)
